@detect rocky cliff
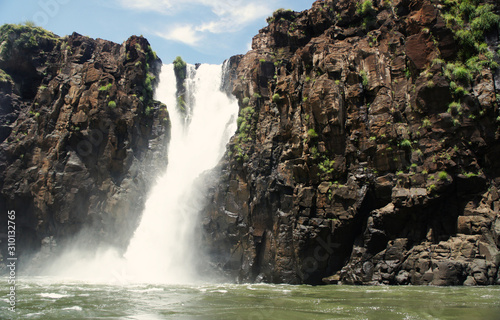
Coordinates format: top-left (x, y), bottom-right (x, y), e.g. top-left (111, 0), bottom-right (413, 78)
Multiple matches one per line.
top-left (201, 0), bottom-right (500, 285)
top-left (0, 24), bottom-right (169, 267)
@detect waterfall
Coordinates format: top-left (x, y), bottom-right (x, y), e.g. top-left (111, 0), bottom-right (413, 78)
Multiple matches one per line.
top-left (123, 63), bottom-right (239, 283)
top-left (42, 63), bottom-right (238, 284)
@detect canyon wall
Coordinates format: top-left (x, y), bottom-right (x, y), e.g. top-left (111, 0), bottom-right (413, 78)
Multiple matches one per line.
top-left (0, 24), bottom-right (169, 266)
top-left (201, 0), bottom-right (500, 285)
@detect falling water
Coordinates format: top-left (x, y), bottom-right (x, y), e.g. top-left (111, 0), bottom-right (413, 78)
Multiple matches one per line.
top-left (42, 63), bottom-right (238, 284)
top-left (123, 63), bottom-right (239, 283)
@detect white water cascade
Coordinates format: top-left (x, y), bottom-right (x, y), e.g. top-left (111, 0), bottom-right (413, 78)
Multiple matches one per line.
top-left (44, 63), bottom-right (238, 284)
top-left (123, 63), bottom-right (239, 283)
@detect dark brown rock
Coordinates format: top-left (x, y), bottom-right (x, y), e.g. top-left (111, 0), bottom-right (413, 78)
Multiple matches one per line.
top-left (200, 0), bottom-right (500, 286)
top-left (0, 25), bottom-right (169, 268)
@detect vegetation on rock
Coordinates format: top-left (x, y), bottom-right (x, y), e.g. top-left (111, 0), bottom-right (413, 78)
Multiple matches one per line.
top-left (0, 22), bottom-right (59, 57)
top-left (173, 56), bottom-right (188, 115)
top-left (202, 0), bottom-right (500, 286)
top-left (0, 27), bottom-right (169, 262)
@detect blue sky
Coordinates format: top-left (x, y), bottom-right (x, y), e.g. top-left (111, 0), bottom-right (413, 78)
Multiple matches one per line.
top-left (0, 0), bottom-right (314, 64)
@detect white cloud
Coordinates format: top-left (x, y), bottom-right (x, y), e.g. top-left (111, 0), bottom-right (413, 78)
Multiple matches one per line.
top-left (155, 25), bottom-right (201, 46)
top-left (196, 2), bottom-right (269, 33)
top-left (118, 0), bottom-right (174, 13)
top-left (118, 0), bottom-right (275, 41)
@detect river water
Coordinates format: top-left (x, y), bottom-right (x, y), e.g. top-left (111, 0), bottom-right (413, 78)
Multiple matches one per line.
top-left (1, 278), bottom-right (499, 319)
top-left (3, 64), bottom-right (500, 319)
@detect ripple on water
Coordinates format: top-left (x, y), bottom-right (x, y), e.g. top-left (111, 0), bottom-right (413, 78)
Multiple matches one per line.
top-left (61, 306), bottom-right (82, 311)
top-left (6, 278), bottom-right (500, 320)
top-left (210, 289), bottom-right (228, 293)
top-left (128, 288), bottom-right (165, 293)
top-left (38, 293), bottom-right (72, 299)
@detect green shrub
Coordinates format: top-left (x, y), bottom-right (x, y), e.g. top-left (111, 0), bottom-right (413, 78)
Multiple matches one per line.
top-left (310, 146), bottom-right (320, 159)
top-left (272, 93), bottom-right (281, 102)
top-left (307, 128), bottom-right (318, 139)
top-left (464, 56), bottom-right (482, 74)
top-left (400, 139), bottom-right (412, 149)
top-left (422, 118), bottom-right (432, 128)
top-left (431, 58), bottom-right (445, 67)
top-left (108, 101), bottom-right (116, 108)
top-left (360, 70), bottom-right (369, 87)
top-left (318, 158), bottom-right (335, 174)
top-left (357, 0), bottom-right (375, 16)
top-left (448, 101), bottom-right (461, 109)
top-left (144, 75), bottom-right (152, 89)
top-left (0, 23), bottom-right (58, 56)
top-left (241, 106), bottom-right (254, 116)
top-left (463, 171), bottom-right (478, 178)
top-left (447, 102), bottom-right (461, 115)
top-left (471, 4), bottom-right (500, 32)
top-left (455, 29), bottom-right (475, 49)
top-left (267, 8), bottom-right (294, 24)
top-left (99, 83), bottom-right (112, 91)
top-left (235, 106), bottom-right (255, 146)
top-left (237, 116), bottom-right (245, 127)
top-left (438, 171), bottom-right (448, 181)
top-left (0, 69), bottom-right (13, 84)
top-left (177, 96), bottom-right (186, 111)
top-left (441, 0), bottom-right (500, 63)
top-left (454, 85), bottom-right (467, 96)
top-left (452, 65), bottom-right (472, 82)
top-left (173, 56), bottom-right (187, 80)
top-left (242, 97), bottom-right (250, 105)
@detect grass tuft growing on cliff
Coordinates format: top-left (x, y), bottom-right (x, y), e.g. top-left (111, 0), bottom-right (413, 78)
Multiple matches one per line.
top-left (266, 8), bottom-right (295, 24)
top-left (173, 56), bottom-right (187, 81)
top-left (357, 0), bottom-right (375, 16)
top-left (442, 1), bottom-right (499, 62)
top-left (0, 68), bottom-right (13, 84)
top-left (360, 70), bottom-right (369, 87)
top-left (438, 171), bottom-right (449, 181)
top-left (272, 93), bottom-right (281, 103)
top-left (99, 83), bottom-right (113, 91)
top-left (357, 0), bottom-right (376, 29)
top-left (0, 22), bottom-right (59, 58)
top-left (438, 0), bottom-right (500, 115)
top-left (307, 128), bottom-right (319, 139)
top-left (232, 105), bottom-right (257, 162)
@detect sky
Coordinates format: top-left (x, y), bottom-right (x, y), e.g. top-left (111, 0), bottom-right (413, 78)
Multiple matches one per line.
top-left (0, 0), bottom-right (314, 65)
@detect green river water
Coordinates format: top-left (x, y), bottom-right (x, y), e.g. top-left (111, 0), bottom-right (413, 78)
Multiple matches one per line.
top-left (1, 277), bottom-right (499, 319)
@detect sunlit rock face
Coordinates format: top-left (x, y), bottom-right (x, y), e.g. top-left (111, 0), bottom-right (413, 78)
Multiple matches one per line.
top-left (201, 0), bottom-right (500, 285)
top-left (0, 24), bottom-right (170, 264)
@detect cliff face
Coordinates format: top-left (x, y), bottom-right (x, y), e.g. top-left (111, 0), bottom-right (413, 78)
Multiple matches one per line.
top-left (202, 0), bottom-right (500, 285)
top-left (0, 24), bottom-right (169, 264)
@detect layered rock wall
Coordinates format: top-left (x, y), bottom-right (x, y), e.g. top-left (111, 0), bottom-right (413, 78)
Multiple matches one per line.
top-left (201, 0), bottom-right (500, 285)
top-left (0, 24), bottom-right (169, 266)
